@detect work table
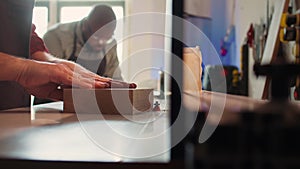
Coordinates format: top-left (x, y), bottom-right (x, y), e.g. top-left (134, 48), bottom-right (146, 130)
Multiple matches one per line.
top-left (0, 91), bottom-right (299, 168)
top-left (0, 101), bottom-right (170, 165)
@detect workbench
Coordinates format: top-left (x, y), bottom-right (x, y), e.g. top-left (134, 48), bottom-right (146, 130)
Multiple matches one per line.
top-left (0, 101), bottom-right (171, 169)
top-left (0, 91), bottom-right (298, 169)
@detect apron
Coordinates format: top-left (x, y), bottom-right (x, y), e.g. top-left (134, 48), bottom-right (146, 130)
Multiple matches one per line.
top-left (69, 22), bottom-right (107, 76)
top-left (0, 0), bottom-right (34, 110)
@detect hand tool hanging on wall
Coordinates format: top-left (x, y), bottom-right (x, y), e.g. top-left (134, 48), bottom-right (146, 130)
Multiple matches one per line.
top-left (280, 10), bottom-right (300, 100)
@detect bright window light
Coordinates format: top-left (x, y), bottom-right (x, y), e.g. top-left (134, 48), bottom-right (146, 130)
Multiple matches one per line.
top-left (32, 7), bottom-right (48, 37)
top-left (60, 7), bottom-right (91, 23)
top-left (60, 6), bottom-right (124, 23)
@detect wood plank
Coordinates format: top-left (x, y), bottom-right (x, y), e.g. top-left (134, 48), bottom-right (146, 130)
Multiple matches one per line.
top-left (183, 46), bottom-right (202, 93)
top-left (63, 88), bottom-right (154, 115)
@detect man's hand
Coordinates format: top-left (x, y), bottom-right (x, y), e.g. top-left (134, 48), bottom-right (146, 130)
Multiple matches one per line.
top-left (32, 51), bottom-right (112, 84)
top-left (48, 55), bottom-right (137, 89)
top-left (27, 51), bottom-right (136, 101)
top-left (15, 59), bottom-right (110, 100)
top-left (53, 59), bottom-right (113, 83)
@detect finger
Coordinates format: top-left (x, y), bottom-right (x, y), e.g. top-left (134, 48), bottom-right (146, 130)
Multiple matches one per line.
top-left (52, 65), bottom-right (94, 88)
top-left (72, 65), bottom-right (112, 82)
top-left (72, 68), bottom-right (112, 84)
top-left (73, 73), bottom-right (110, 88)
top-left (95, 81), bottom-right (110, 88)
top-left (110, 80), bottom-right (137, 88)
top-left (129, 83), bottom-right (137, 88)
top-left (51, 64), bottom-right (110, 88)
top-left (75, 68), bottom-right (96, 78)
top-left (61, 80), bottom-right (108, 89)
top-left (83, 73), bottom-right (112, 82)
top-left (71, 74), bottom-right (94, 88)
top-left (109, 80), bottom-right (130, 88)
top-left (94, 76), bottom-right (112, 82)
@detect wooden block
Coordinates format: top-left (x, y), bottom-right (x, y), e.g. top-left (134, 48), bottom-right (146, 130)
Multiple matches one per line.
top-left (63, 88), bottom-right (154, 114)
top-left (183, 46), bottom-right (202, 93)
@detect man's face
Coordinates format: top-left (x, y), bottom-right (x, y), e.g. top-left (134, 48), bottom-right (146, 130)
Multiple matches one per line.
top-left (86, 22), bottom-right (115, 51)
top-left (87, 30), bottom-right (114, 51)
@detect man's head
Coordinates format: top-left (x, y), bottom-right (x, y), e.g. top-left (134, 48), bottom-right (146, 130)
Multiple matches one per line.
top-left (83, 4), bottom-right (116, 51)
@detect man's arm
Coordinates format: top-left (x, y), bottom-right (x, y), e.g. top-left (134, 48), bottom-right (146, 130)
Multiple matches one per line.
top-left (0, 52), bottom-right (26, 82)
top-left (0, 52), bottom-right (110, 100)
top-left (104, 43), bottom-right (123, 80)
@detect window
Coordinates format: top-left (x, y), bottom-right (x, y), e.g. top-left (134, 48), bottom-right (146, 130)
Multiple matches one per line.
top-left (60, 6), bottom-right (124, 23)
top-left (60, 7), bottom-right (91, 23)
top-left (32, 7), bottom-right (49, 36)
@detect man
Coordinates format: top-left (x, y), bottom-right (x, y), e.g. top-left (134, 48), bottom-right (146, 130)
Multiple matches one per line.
top-left (43, 4), bottom-right (123, 80)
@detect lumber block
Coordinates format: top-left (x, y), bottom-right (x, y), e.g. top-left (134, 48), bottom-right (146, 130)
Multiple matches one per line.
top-left (183, 46), bottom-right (202, 93)
top-left (63, 88), bottom-right (154, 114)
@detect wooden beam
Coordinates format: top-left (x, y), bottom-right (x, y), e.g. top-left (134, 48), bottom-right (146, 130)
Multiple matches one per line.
top-left (63, 88), bottom-right (154, 115)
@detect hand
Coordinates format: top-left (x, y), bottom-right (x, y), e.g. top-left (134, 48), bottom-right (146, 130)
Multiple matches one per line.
top-left (31, 51), bottom-right (112, 84)
top-left (52, 59), bottom-right (112, 83)
top-left (30, 52), bottom-right (136, 92)
top-left (15, 59), bottom-right (109, 100)
top-left (54, 59), bottom-right (137, 89)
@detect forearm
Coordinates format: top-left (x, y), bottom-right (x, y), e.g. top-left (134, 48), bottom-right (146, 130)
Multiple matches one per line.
top-left (0, 52), bottom-right (27, 82)
top-left (31, 51), bottom-right (65, 63)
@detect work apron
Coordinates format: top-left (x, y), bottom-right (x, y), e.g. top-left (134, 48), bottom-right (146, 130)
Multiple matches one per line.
top-left (0, 0), bottom-right (34, 110)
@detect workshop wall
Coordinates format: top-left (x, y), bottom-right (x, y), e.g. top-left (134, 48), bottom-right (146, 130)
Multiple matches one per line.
top-left (122, 0), bottom-right (167, 88)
